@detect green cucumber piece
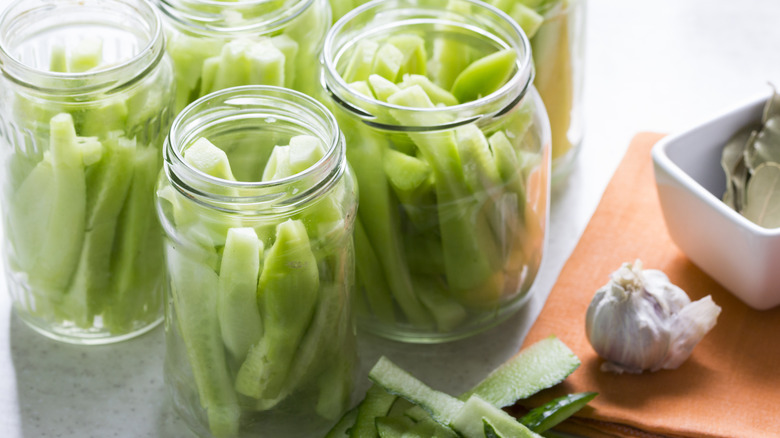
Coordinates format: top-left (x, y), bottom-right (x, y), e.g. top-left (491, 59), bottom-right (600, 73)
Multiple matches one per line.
top-left (413, 276), bottom-right (468, 333)
top-left (354, 218), bottom-right (396, 324)
top-left (451, 396), bottom-right (541, 438)
top-left (462, 336), bottom-right (580, 407)
top-left (509, 3), bottom-right (544, 38)
top-left (368, 74), bottom-right (402, 102)
top-left (388, 86), bottom-right (500, 293)
top-left (368, 356), bottom-right (463, 426)
top-left (375, 416), bottom-right (416, 438)
top-left (450, 49), bottom-right (517, 103)
top-left (371, 43), bottom-right (405, 82)
top-left (489, 130), bottom-right (525, 195)
top-left (387, 34), bottom-right (427, 77)
top-left (455, 124), bottom-right (502, 193)
top-left (245, 39), bottom-right (286, 87)
top-left (270, 35), bottom-right (299, 89)
top-left (383, 148), bottom-right (432, 193)
top-left (262, 145), bottom-right (291, 182)
top-left (103, 145), bottom-right (161, 333)
top-left (67, 37), bottom-right (103, 73)
top-left (288, 135), bottom-right (326, 174)
top-left (350, 384), bottom-right (398, 438)
top-left (349, 80), bottom-right (374, 98)
top-left (316, 356), bottom-right (355, 421)
top-left (325, 406), bottom-right (359, 438)
top-left (9, 113), bottom-right (87, 294)
top-left (398, 74), bottom-right (459, 107)
top-left (166, 33), bottom-right (224, 110)
top-left (483, 418), bottom-right (504, 438)
top-left (428, 1), bottom-right (473, 90)
top-left (218, 227), bottom-right (264, 361)
top-left (184, 137), bottom-right (237, 181)
top-left (74, 99), bottom-right (129, 138)
top-left (410, 416), bottom-right (459, 438)
top-left (342, 40), bottom-right (379, 83)
top-left (167, 243), bottom-right (240, 438)
top-left (344, 120), bottom-right (430, 327)
top-left (62, 133), bottom-right (135, 327)
top-left (520, 392), bottom-right (597, 433)
top-left (49, 42), bottom-right (67, 73)
top-left (235, 219), bottom-right (319, 400)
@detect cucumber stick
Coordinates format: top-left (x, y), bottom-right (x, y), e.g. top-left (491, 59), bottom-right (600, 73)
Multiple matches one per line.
top-left (10, 113), bottom-right (87, 295)
top-left (168, 244), bottom-right (240, 438)
top-left (62, 133), bottom-right (135, 327)
top-left (104, 146), bottom-right (161, 332)
top-left (235, 219), bottom-right (319, 400)
top-left (217, 227), bottom-right (263, 361)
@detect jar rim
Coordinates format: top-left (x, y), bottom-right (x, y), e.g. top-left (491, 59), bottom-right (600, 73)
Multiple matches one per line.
top-left (0, 0), bottom-right (164, 94)
top-left (154, 0), bottom-right (317, 37)
top-left (321, 0), bottom-right (534, 128)
top-left (164, 85), bottom-right (346, 214)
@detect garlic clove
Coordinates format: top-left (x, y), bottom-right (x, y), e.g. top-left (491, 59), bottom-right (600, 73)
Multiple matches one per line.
top-left (660, 295), bottom-right (722, 370)
top-left (585, 260), bottom-right (721, 374)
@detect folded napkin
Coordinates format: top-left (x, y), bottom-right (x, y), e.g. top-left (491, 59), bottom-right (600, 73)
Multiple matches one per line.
top-left (517, 133), bottom-right (780, 438)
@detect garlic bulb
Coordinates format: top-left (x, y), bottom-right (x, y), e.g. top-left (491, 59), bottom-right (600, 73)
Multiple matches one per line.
top-left (585, 260), bottom-right (722, 374)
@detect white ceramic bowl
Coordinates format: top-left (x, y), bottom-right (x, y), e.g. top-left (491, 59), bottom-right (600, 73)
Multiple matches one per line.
top-left (652, 93), bottom-right (780, 310)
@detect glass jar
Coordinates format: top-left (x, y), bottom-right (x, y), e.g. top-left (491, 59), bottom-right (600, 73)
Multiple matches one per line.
top-left (329, 0), bottom-right (584, 181)
top-left (322, 0), bottom-right (551, 342)
top-left (154, 0), bottom-right (331, 112)
top-left (157, 86), bottom-right (357, 438)
top-left (0, 0), bottom-right (174, 344)
top-left (526, 0), bottom-right (585, 181)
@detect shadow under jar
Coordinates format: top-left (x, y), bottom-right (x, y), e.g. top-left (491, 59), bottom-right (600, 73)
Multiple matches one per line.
top-left (153, 0), bottom-right (331, 112)
top-left (0, 0), bottom-right (175, 344)
top-left (157, 86), bottom-right (358, 438)
top-left (322, 0), bottom-right (552, 343)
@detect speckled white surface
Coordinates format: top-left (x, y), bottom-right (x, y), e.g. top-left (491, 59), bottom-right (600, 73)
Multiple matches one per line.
top-left (2, 0), bottom-right (780, 437)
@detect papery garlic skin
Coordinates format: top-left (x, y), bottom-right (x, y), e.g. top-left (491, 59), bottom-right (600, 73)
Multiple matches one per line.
top-left (585, 260), bottom-right (722, 374)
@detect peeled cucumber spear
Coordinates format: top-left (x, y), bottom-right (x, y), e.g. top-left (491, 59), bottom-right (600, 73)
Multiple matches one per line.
top-left (235, 219), bottom-right (320, 401)
top-left (9, 113), bottom-right (87, 296)
top-left (387, 86), bottom-right (501, 295)
top-left (61, 133), bottom-right (135, 327)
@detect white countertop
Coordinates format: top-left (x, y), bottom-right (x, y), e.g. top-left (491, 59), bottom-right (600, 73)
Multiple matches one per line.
top-left (2, 1), bottom-right (780, 437)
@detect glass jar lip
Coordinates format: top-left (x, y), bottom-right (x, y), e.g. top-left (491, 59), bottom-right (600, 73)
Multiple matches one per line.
top-left (154, 0), bottom-right (316, 37)
top-left (0, 0), bottom-right (164, 94)
top-left (321, 0), bottom-right (534, 125)
top-left (166, 85), bottom-right (343, 193)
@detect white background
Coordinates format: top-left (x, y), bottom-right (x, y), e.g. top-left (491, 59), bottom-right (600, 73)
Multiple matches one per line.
top-left (2, 0), bottom-right (780, 437)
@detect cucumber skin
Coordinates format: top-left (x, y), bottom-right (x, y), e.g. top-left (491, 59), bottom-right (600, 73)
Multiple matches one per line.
top-left (519, 392), bottom-right (597, 433)
top-left (462, 336), bottom-right (580, 408)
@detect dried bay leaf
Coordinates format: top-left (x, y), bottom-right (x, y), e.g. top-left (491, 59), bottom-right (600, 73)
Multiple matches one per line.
top-left (721, 125), bottom-right (754, 209)
top-left (745, 117), bottom-right (780, 172)
top-left (743, 162), bottom-right (780, 228)
top-left (722, 85), bottom-right (780, 216)
top-left (762, 84), bottom-right (780, 123)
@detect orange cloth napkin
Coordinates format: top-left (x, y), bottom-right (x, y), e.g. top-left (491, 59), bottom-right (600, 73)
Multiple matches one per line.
top-left (518, 133), bottom-right (780, 438)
